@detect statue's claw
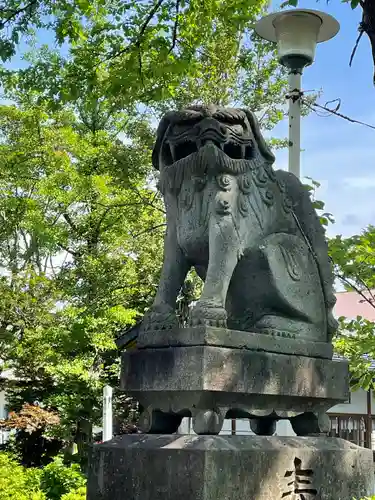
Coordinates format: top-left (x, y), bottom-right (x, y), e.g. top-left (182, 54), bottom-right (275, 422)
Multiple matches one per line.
top-left (141, 304), bottom-right (179, 331)
top-left (189, 303), bottom-right (227, 328)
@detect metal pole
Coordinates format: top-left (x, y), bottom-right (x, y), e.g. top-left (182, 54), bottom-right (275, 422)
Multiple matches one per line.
top-left (103, 385), bottom-right (113, 442)
top-left (288, 70), bottom-right (302, 179)
top-left (366, 388), bottom-right (372, 449)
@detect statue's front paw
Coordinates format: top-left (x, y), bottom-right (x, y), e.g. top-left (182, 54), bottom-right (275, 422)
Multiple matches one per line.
top-left (327, 311), bottom-right (339, 339)
top-left (189, 302), bottom-right (227, 328)
top-left (142, 304), bottom-right (178, 331)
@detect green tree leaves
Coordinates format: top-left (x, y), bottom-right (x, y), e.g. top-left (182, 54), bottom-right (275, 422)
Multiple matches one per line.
top-left (0, 0), bottom-right (292, 463)
top-left (329, 227), bottom-right (375, 389)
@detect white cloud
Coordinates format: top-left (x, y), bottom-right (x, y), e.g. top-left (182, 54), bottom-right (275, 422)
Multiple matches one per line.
top-left (342, 176), bottom-right (375, 190)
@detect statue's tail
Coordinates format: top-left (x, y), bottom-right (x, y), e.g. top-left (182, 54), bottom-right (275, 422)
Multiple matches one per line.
top-left (276, 170), bottom-right (338, 342)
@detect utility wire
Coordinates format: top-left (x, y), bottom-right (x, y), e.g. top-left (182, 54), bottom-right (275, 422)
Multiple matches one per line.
top-left (307, 100), bottom-right (375, 131)
top-left (286, 90), bottom-right (375, 131)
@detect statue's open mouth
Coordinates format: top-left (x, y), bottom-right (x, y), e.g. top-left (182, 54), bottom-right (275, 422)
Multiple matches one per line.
top-left (162, 127), bottom-right (254, 166)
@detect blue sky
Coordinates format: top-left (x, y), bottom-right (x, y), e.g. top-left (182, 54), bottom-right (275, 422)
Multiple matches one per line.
top-left (271, 0), bottom-right (375, 238)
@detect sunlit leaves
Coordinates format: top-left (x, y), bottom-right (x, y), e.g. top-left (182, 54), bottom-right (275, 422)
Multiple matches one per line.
top-left (281, 0), bottom-right (360, 8)
top-left (0, 0), bottom-right (293, 458)
top-left (0, 0), bottom-right (288, 124)
top-left (329, 227), bottom-right (375, 389)
top-left (329, 226), bottom-right (375, 292)
top-left (0, 99), bottom-right (165, 449)
top-left (335, 316), bottom-right (375, 390)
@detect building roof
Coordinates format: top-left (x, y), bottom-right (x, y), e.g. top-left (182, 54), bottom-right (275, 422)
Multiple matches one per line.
top-left (334, 290), bottom-right (375, 371)
top-left (334, 290), bottom-right (375, 321)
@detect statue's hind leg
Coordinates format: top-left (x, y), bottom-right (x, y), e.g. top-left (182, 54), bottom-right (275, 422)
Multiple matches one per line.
top-left (227, 233), bottom-right (327, 341)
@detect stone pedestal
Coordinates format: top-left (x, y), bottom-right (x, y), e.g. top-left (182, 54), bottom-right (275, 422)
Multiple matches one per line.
top-left (87, 435), bottom-right (374, 500)
top-left (87, 326), bottom-right (366, 499)
top-left (121, 327), bottom-right (349, 435)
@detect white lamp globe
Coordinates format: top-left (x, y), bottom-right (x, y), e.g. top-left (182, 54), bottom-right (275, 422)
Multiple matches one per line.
top-left (255, 9), bottom-right (340, 70)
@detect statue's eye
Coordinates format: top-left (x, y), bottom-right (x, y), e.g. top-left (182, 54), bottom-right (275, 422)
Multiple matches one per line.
top-left (224, 143), bottom-right (243, 159)
top-left (223, 143), bottom-right (254, 160)
top-left (245, 145), bottom-right (254, 159)
top-left (175, 141), bottom-right (197, 161)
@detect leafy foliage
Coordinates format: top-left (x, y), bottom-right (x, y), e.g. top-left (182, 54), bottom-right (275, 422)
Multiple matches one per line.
top-left (0, 0), bottom-right (293, 468)
top-left (303, 177), bottom-right (334, 229)
top-left (302, 180), bottom-right (375, 391)
top-left (0, 404), bottom-right (62, 467)
top-left (0, 98), bottom-right (164, 464)
top-left (329, 227), bottom-right (375, 294)
top-left (60, 488), bottom-right (86, 500)
top-left (0, 0), bottom-right (287, 111)
top-left (329, 227), bottom-right (375, 389)
top-left (0, 452), bottom-right (86, 500)
top-left (0, 452), bottom-right (46, 500)
top-left (0, 404), bottom-right (60, 434)
top-left (40, 457), bottom-right (86, 500)
top-left (281, 0), bottom-right (360, 10)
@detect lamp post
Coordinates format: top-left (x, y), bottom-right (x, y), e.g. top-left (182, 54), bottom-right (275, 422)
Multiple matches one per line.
top-left (255, 9), bottom-right (340, 179)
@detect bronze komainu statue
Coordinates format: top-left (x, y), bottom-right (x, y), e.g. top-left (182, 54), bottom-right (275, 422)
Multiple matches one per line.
top-left (144, 105), bottom-right (337, 342)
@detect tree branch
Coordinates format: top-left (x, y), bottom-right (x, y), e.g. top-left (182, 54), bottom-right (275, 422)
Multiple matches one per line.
top-left (349, 25), bottom-right (364, 67)
top-left (361, 0), bottom-right (375, 84)
top-left (138, 47), bottom-right (144, 87)
top-left (169, 0), bottom-right (181, 53)
top-left (57, 243), bottom-right (78, 257)
top-left (129, 186), bottom-right (166, 214)
top-left (0, 0), bottom-right (38, 28)
top-left (63, 213), bottom-right (79, 233)
top-left (336, 273), bottom-right (375, 311)
top-left (104, 0), bottom-right (166, 62)
top-left (132, 223), bottom-right (166, 238)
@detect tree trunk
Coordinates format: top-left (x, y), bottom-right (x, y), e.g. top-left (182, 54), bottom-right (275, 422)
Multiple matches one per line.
top-left (75, 418), bottom-right (93, 470)
top-left (362, 0), bottom-right (375, 84)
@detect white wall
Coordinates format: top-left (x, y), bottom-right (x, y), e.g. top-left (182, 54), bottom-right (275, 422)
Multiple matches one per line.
top-left (0, 390), bottom-right (7, 419)
top-left (0, 390), bottom-right (10, 444)
top-left (230, 418), bottom-right (295, 436)
top-left (328, 388), bottom-right (375, 415)
top-left (178, 417), bottom-right (296, 436)
top-left (177, 389), bottom-right (375, 437)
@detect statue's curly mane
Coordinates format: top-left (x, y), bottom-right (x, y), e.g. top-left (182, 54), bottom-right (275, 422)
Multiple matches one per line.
top-left (163, 106), bottom-right (247, 125)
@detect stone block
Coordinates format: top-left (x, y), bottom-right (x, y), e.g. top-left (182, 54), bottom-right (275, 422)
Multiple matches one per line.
top-left (137, 325), bottom-right (333, 359)
top-left (121, 345), bottom-right (349, 422)
top-left (87, 435), bottom-right (374, 500)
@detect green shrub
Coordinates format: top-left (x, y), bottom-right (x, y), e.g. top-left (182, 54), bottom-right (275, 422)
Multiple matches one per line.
top-left (0, 451), bottom-right (86, 500)
top-left (0, 452), bottom-right (46, 500)
top-left (61, 486), bottom-right (87, 500)
top-left (40, 457), bottom-right (86, 500)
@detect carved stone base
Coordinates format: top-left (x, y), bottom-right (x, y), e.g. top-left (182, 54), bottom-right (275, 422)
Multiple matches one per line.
top-left (250, 417), bottom-right (277, 436)
top-left (87, 435), bottom-right (374, 500)
top-left (136, 325), bottom-right (333, 358)
top-left (121, 342), bottom-right (349, 435)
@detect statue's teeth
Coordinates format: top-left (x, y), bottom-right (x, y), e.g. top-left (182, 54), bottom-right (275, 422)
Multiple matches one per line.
top-left (169, 144), bottom-right (176, 162)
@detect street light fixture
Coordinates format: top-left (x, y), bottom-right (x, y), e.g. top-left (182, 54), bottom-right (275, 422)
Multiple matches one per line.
top-left (255, 9), bottom-right (340, 178)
